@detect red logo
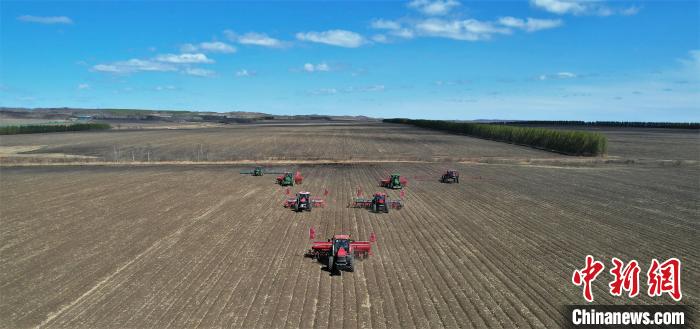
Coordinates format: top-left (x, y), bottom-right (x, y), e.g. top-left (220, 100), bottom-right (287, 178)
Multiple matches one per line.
top-left (573, 256), bottom-right (682, 302)
top-left (647, 258), bottom-right (682, 301)
top-left (572, 255), bottom-right (605, 302)
top-left (609, 258), bottom-right (640, 298)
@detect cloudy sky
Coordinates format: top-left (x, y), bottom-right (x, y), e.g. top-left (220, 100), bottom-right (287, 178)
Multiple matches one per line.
top-left (1, 0), bottom-right (698, 120)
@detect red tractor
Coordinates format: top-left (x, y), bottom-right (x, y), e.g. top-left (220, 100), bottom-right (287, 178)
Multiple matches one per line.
top-left (305, 234), bottom-right (373, 275)
top-left (441, 170), bottom-right (459, 183)
top-left (349, 192), bottom-right (403, 213)
top-left (283, 191), bottom-right (326, 212)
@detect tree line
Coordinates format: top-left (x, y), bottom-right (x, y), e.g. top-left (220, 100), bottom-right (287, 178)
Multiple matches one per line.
top-left (384, 118), bottom-right (607, 156)
top-left (500, 121), bottom-right (699, 129)
top-left (0, 123), bottom-right (111, 135)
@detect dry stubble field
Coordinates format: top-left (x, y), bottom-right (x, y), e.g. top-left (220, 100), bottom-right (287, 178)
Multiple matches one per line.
top-left (0, 122), bottom-right (698, 329)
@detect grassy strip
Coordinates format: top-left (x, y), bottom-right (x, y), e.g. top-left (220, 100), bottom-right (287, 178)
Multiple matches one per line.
top-left (502, 121), bottom-right (699, 129)
top-left (384, 118), bottom-right (607, 156)
top-left (0, 123), bottom-right (111, 135)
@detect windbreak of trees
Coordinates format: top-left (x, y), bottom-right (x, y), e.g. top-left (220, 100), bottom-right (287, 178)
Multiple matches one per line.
top-left (384, 118), bottom-right (607, 156)
top-left (0, 123), bottom-right (111, 135)
top-left (501, 121), bottom-right (700, 129)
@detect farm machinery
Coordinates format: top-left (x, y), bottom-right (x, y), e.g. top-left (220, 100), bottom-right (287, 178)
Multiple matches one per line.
top-left (305, 233), bottom-right (374, 275)
top-left (240, 166), bottom-right (289, 176)
top-left (283, 191), bottom-right (326, 212)
top-left (349, 191), bottom-right (403, 213)
top-left (276, 171), bottom-right (303, 186)
top-left (379, 173), bottom-right (407, 189)
top-left (441, 170), bottom-right (460, 183)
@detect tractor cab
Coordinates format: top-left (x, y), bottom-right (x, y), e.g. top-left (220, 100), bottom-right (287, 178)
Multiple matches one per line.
top-left (253, 167), bottom-right (263, 176)
top-left (295, 191), bottom-right (312, 212)
top-left (390, 174), bottom-right (401, 188)
top-left (330, 235), bottom-right (353, 272)
top-left (371, 192), bottom-right (389, 213)
top-left (278, 172), bottom-right (294, 186)
top-left (441, 170), bottom-right (460, 183)
top-left (380, 173), bottom-right (404, 189)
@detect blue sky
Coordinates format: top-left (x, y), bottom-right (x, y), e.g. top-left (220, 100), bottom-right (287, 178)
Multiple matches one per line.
top-left (1, 0), bottom-right (698, 120)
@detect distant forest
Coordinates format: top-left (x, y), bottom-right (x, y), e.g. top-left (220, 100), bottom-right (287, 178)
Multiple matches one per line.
top-left (500, 121), bottom-right (699, 129)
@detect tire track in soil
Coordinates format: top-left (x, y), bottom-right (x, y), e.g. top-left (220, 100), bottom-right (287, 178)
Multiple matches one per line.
top-left (154, 179), bottom-right (264, 327)
top-left (404, 164), bottom-right (532, 328)
top-left (463, 164), bottom-right (697, 312)
top-left (1, 170), bottom-right (203, 327)
top-left (78, 172), bottom-right (245, 327)
top-left (204, 184), bottom-right (282, 327)
top-left (356, 166), bottom-right (420, 329)
top-left (410, 166), bottom-right (551, 327)
top-left (365, 165), bottom-right (492, 329)
top-left (236, 197), bottom-right (299, 329)
top-left (36, 191), bottom-right (236, 328)
top-left (49, 172), bottom-right (233, 326)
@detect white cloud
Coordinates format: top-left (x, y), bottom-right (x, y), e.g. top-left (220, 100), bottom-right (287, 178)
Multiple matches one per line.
top-left (530, 0), bottom-right (586, 15)
top-left (530, 0), bottom-right (640, 16)
top-left (557, 72), bottom-right (576, 78)
top-left (180, 44), bottom-right (197, 53)
top-left (539, 72), bottom-right (577, 80)
top-left (371, 19), bottom-right (402, 30)
top-left (370, 19), bottom-right (415, 40)
top-left (435, 79), bottom-right (470, 86)
top-left (224, 30), bottom-right (285, 48)
top-left (308, 88), bottom-right (338, 96)
top-left (408, 0), bottom-right (461, 16)
top-left (235, 69), bottom-right (256, 77)
top-left (498, 17), bottom-right (563, 32)
top-left (620, 6), bottom-right (641, 16)
top-left (302, 63), bottom-right (331, 72)
top-left (155, 85), bottom-right (177, 91)
top-left (156, 53), bottom-right (214, 64)
top-left (92, 59), bottom-right (177, 74)
top-left (308, 85), bottom-right (386, 95)
top-left (183, 68), bottom-right (215, 77)
top-left (93, 54), bottom-right (212, 76)
top-left (414, 18), bottom-right (511, 41)
top-left (392, 28), bottom-right (416, 39)
top-left (77, 83), bottom-right (90, 90)
top-left (372, 34), bottom-right (389, 43)
top-left (240, 33), bottom-right (284, 47)
top-left (200, 42), bottom-right (236, 53)
top-left (369, 15), bottom-right (561, 42)
top-left (347, 85), bottom-right (386, 92)
top-left (181, 42), bottom-right (236, 53)
top-left (296, 30), bottom-right (366, 48)
top-left (17, 15), bottom-right (73, 24)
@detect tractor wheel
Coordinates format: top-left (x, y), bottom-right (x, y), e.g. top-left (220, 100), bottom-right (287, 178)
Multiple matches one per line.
top-left (456, 177), bottom-right (459, 183)
top-left (328, 256), bottom-right (334, 273)
top-left (385, 204), bottom-right (389, 213)
top-left (372, 204), bottom-right (377, 213)
top-left (294, 203), bottom-right (299, 212)
top-left (347, 256), bottom-right (354, 272)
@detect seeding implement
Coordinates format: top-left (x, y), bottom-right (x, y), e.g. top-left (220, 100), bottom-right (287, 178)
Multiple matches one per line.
top-left (240, 167), bottom-right (289, 176)
top-left (441, 170), bottom-right (460, 183)
top-left (305, 234), bottom-right (373, 275)
top-left (283, 191), bottom-right (326, 211)
top-left (276, 171), bottom-right (303, 186)
top-left (380, 173), bottom-right (407, 189)
top-left (349, 192), bottom-right (403, 213)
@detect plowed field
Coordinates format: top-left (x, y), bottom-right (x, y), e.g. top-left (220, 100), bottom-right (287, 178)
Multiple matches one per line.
top-left (1, 123), bottom-right (698, 328)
